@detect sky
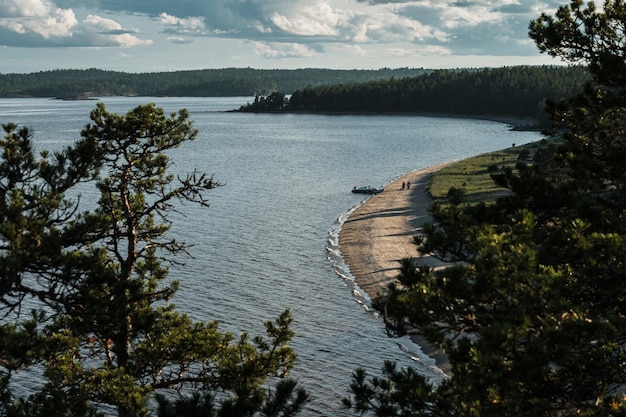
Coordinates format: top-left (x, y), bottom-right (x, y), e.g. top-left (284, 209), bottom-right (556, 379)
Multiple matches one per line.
top-left (0, 0), bottom-right (568, 74)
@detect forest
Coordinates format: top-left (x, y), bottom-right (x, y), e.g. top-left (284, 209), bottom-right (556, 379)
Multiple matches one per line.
top-left (1, 66), bottom-right (590, 125)
top-left (240, 65), bottom-right (590, 123)
top-left (0, 67), bottom-right (429, 98)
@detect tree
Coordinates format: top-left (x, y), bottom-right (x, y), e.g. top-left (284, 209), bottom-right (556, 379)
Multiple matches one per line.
top-left (239, 92), bottom-right (287, 112)
top-left (344, 1), bottom-right (626, 415)
top-left (0, 122), bottom-right (102, 415)
top-left (530, 0), bottom-right (626, 210)
top-left (530, 0), bottom-right (626, 87)
top-left (0, 104), bottom-right (308, 416)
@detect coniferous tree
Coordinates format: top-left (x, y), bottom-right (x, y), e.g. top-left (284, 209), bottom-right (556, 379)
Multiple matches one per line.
top-left (0, 104), bottom-right (308, 416)
top-left (0, 122), bottom-right (102, 415)
top-left (344, 2), bottom-right (626, 416)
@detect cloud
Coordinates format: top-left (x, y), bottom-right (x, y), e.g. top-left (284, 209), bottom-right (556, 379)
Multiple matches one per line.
top-left (0, 0), bottom-right (52, 17)
top-left (167, 35), bottom-right (193, 44)
top-left (419, 44), bottom-right (452, 56)
top-left (270, 3), bottom-right (353, 37)
top-left (0, 0), bottom-right (152, 47)
top-left (108, 33), bottom-right (152, 47)
top-left (158, 12), bottom-right (207, 36)
top-left (355, 9), bottom-right (449, 43)
top-left (1, 0), bottom-right (565, 61)
top-left (344, 44), bottom-right (367, 56)
top-left (440, 4), bottom-right (505, 29)
top-left (0, 4), bottom-right (77, 39)
top-left (54, 0), bottom-right (277, 36)
top-left (387, 47), bottom-right (414, 57)
top-left (251, 41), bottom-right (320, 59)
top-left (382, 0), bottom-right (554, 56)
top-left (51, 0), bottom-right (542, 47)
top-left (84, 14), bottom-right (135, 35)
top-left (388, 44), bottom-right (451, 57)
top-left (265, 1), bottom-right (449, 47)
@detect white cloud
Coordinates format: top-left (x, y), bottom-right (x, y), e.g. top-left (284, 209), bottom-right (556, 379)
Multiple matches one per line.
top-left (158, 12), bottom-right (207, 36)
top-left (40, 8), bottom-right (76, 37)
top-left (81, 15), bottom-right (151, 47)
top-left (363, 9), bottom-right (449, 43)
top-left (387, 47), bottom-right (413, 57)
top-left (0, 0), bottom-right (52, 17)
top-left (268, 1), bottom-right (448, 46)
top-left (112, 33), bottom-right (152, 47)
top-left (387, 44), bottom-right (451, 58)
top-left (84, 14), bottom-right (128, 34)
top-left (254, 24), bottom-right (273, 34)
top-left (439, 4), bottom-right (505, 29)
top-left (419, 44), bottom-right (452, 56)
top-left (167, 35), bottom-right (193, 44)
top-left (251, 41), bottom-right (319, 58)
top-left (0, 0), bottom-right (153, 47)
top-left (0, 7), bottom-right (77, 38)
top-left (342, 44), bottom-right (367, 57)
top-left (270, 3), bottom-right (352, 37)
top-left (0, 0), bottom-right (564, 71)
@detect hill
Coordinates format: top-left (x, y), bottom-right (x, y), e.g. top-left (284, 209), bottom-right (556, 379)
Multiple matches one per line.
top-left (0, 67), bottom-right (429, 99)
top-left (240, 66), bottom-right (589, 124)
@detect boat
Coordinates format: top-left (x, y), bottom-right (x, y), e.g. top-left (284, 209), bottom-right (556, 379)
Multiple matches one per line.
top-left (352, 185), bottom-right (384, 194)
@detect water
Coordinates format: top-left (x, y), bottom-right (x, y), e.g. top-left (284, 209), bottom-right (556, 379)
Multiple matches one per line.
top-left (0, 97), bottom-right (543, 415)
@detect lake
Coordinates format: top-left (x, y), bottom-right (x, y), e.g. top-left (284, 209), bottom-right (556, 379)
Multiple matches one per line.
top-left (0, 97), bottom-right (543, 415)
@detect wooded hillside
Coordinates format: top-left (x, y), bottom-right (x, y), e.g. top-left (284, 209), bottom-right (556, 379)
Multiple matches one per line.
top-left (0, 67), bottom-right (429, 98)
top-left (242, 66), bottom-right (589, 123)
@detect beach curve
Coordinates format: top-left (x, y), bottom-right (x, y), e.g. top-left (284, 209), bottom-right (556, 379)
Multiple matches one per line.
top-left (338, 162), bottom-right (455, 374)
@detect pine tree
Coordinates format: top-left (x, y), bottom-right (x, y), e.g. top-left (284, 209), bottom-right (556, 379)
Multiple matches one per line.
top-left (344, 2), bottom-right (626, 415)
top-left (0, 104), bottom-right (308, 416)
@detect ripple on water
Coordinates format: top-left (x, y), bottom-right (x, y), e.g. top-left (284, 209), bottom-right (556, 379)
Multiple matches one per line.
top-left (0, 97), bottom-right (543, 416)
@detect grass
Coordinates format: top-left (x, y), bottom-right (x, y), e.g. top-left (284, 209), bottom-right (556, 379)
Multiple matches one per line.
top-left (429, 138), bottom-right (553, 205)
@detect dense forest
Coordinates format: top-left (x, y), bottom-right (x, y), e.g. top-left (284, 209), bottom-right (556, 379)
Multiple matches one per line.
top-left (1, 66), bottom-right (589, 124)
top-left (241, 65), bottom-right (589, 123)
top-left (0, 67), bottom-right (429, 98)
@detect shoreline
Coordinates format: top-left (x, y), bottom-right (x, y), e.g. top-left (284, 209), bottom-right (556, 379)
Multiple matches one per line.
top-left (338, 162), bottom-right (454, 374)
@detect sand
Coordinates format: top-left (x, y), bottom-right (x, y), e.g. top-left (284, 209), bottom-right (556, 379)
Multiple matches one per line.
top-left (338, 162), bottom-right (455, 374)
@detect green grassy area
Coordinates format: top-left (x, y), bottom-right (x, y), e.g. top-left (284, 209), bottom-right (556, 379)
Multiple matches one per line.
top-left (429, 138), bottom-right (553, 205)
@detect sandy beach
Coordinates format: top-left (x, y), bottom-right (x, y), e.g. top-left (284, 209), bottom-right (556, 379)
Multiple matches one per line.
top-left (338, 162), bottom-right (455, 374)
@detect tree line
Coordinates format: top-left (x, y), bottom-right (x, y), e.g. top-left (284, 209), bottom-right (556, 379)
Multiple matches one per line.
top-left (0, 67), bottom-right (429, 99)
top-left (240, 65), bottom-right (589, 123)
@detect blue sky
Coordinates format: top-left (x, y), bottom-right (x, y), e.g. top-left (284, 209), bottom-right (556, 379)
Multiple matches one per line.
top-left (0, 0), bottom-right (567, 73)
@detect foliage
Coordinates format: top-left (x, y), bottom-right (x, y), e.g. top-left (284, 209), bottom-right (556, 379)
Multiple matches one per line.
top-left (240, 66), bottom-right (590, 122)
top-left (343, 1), bottom-right (626, 416)
top-left (0, 68), bottom-right (429, 98)
top-left (428, 141), bottom-right (553, 205)
top-left (239, 92), bottom-right (287, 112)
top-left (342, 361), bottom-right (440, 417)
top-left (0, 104), bottom-right (307, 416)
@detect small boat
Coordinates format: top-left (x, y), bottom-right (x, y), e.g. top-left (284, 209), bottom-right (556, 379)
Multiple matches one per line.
top-left (352, 185), bottom-right (384, 194)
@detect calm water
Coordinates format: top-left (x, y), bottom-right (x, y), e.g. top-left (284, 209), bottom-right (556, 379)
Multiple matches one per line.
top-left (0, 97), bottom-right (543, 415)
